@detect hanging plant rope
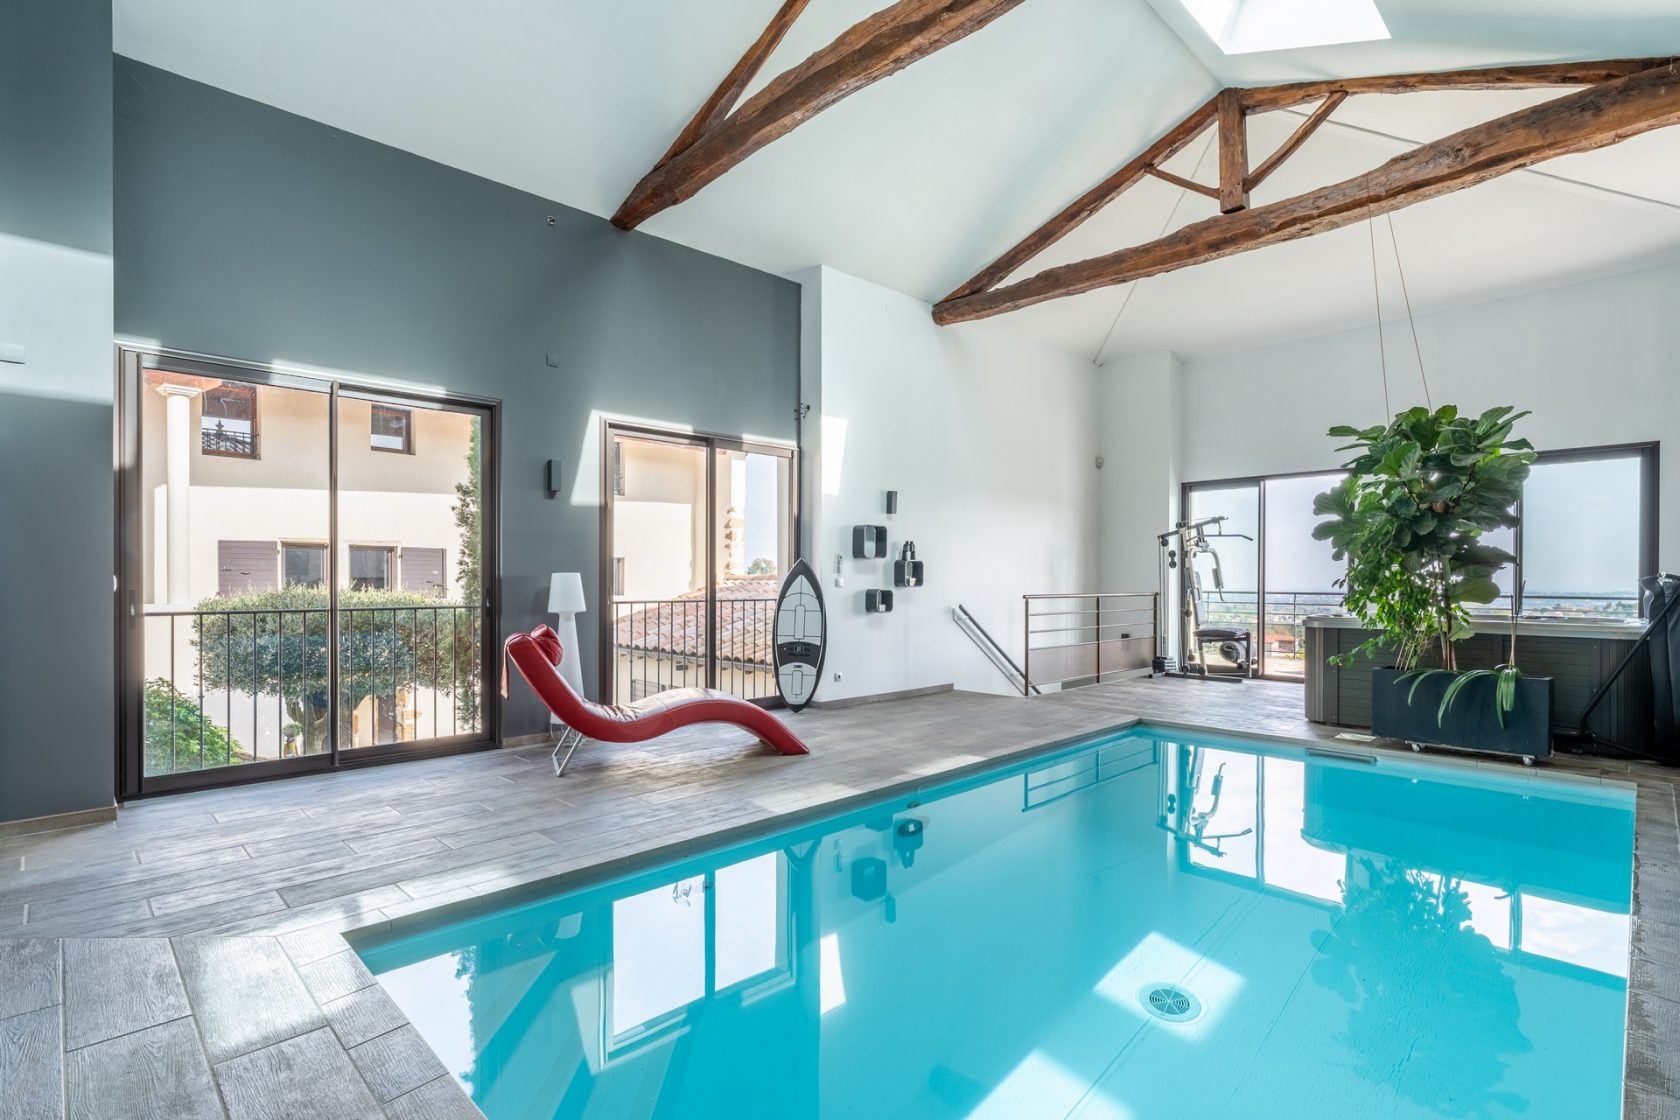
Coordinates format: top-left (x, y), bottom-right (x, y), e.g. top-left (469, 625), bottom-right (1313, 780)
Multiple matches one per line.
top-left (1367, 215), bottom-right (1391, 418)
top-left (1386, 213), bottom-right (1433, 410)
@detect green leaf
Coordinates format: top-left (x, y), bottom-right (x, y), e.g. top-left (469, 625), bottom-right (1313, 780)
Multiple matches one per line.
top-left (1452, 575), bottom-right (1502, 605)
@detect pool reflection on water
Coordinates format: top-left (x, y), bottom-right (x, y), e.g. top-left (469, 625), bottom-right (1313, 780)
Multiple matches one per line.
top-left (360, 728), bottom-right (1634, 1120)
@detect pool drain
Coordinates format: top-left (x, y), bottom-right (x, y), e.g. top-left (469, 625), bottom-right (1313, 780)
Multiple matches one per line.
top-left (1139, 983), bottom-right (1202, 1023)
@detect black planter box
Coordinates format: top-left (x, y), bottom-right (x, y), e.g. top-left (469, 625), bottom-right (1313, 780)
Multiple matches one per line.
top-left (1370, 667), bottom-right (1553, 761)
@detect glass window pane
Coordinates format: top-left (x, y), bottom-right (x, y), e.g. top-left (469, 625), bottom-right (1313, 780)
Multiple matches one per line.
top-left (715, 854), bottom-right (784, 990)
top-left (1520, 456), bottom-right (1643, 619)
top-left (349, 547), bottom-right (390, 590)
top-left (1183, 485), bottom-right (1259, 675)
top-left (612, 877), bottom-right (707, 1036)
top-left (1261, 759), bottom-right (1345, 902)
top-left (607, 433), bottom-right (711, 705)
top-left (714, 448), bottom-right (791, 702)
top-left (337, 398), bottom-right (485, 749)
top-left (1481, 523), bottom-right (1518, 616)
top-left (1262, 473), bottom-right (1346, 678)
top-left (1183, 747), bottom-right (1258, 879)
top-left (1519, 895), bottom-right (1630, 977)
top-left (141, 372), bottom-right (328, 774)
top-left (283, 545), bottom-right (325, 588)
top-left (371, 405), bottom-right (411, 452)
top-left (200, 384), bottom-right (258, 457)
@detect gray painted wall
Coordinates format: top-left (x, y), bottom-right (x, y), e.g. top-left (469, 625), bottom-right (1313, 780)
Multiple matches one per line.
top-left (114, 59), bottom-right (801, 739)
top-left (0, 0), bottom-right (116, 823)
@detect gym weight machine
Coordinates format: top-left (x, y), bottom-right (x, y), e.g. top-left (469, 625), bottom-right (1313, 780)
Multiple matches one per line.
top-left (1155, 516), bottom-right (1255, 681)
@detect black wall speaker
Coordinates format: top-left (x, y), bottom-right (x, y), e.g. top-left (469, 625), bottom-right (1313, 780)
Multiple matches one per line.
top-left (544, 459), bottom-right (561, 498)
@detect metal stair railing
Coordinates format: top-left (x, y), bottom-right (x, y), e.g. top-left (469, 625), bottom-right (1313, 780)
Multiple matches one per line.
top-left (952, 604), bottom-right (1039, 695)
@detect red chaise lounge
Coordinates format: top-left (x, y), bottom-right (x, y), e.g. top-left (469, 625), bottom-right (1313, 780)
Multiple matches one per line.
top-left (503, 624), bottom-right (810, 774)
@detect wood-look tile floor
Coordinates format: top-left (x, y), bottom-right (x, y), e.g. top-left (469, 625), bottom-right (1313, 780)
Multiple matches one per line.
top-left (1, 680), bottom-right (1676, 1119)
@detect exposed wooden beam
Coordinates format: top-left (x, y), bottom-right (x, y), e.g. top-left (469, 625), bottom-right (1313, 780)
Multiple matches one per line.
top-left (1216, 89), bottom-right (1249, 213)
top-left (1240, 57), bottom-right (1678, 113)
top-left (650, 0), bottom-right (814, 174)
top-left (1246, 91), bottom-right (1346, 192)
top-left (938, 95), bottom-right (1218, 304)
top-left (1144, 165), bottom-right (1219, 199)
top-left (933, 62), bottom-right (1680, 325)
top-left (613, 0), bottom-right (1027, 230)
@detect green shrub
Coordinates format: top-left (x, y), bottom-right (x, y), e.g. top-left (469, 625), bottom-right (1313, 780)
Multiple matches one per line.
top-left (193, 587), bottom-right (479, 753)
top-left (143, 678), bottom-right (242, 774)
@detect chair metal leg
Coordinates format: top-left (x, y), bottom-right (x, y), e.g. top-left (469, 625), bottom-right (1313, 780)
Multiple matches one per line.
top-left (551, 727), bottom-right (586, 776)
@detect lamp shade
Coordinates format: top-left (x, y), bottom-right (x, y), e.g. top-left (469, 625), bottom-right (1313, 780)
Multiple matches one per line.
top-left (548, 572), bottom-right (587, 615)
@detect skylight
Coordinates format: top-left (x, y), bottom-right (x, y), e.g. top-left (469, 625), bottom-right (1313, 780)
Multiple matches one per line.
top-left (1180, 0), bottom-right (1390, 55)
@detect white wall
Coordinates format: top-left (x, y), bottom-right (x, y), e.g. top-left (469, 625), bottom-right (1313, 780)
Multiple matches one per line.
top-left (801, 267), bottom-right (1100, 701)
top-left (1098, 351), bottom-right (1183, 595)
top-left (1099, 263), bottom-right (1680, 589)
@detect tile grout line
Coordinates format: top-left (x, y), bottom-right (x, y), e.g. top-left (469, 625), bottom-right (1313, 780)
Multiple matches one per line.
top-left (289, 940), bottom-right (401, 1116)
top-left (56, 938), bottom-right (66, 1120)
top-left (166, 936), bottom-right (233, 1120)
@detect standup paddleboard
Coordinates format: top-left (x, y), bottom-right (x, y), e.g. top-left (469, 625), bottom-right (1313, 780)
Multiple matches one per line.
top-left (773, 558), bottom-right (826, 712)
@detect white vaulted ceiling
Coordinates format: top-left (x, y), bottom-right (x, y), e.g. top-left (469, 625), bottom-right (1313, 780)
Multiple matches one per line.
top-left (114, 0), bottom-right (1680, 361)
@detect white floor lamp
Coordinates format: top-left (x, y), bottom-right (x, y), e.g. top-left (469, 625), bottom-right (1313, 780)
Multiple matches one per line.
top-left (547, 572), bottom-right (588, 695)
top-left (547, 572), bottom-right (589, 775)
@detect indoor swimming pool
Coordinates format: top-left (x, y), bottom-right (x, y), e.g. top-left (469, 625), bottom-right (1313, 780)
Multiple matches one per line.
top-left (358, 726), bottom-right (1636, 1119)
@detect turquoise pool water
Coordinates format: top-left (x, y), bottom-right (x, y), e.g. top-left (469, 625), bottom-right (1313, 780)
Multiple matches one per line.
top-left (359, 727), bottom-right (1636, 1119)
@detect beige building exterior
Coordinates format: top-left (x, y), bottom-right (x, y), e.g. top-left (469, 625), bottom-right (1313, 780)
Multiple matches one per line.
top-left (140, 372), bottom-right (479, 761)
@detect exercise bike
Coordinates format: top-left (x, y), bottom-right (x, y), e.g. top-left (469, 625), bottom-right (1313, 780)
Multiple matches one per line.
top-left (1155, 515), bottom-right (1255, 681)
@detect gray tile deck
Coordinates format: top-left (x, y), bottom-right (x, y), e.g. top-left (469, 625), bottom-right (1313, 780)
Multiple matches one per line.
top-left (213, 1026), bottom-right (384, 1120)
top-left (0, 681), bottom-right (1674, 1118)
top-left (66, 1017), bottom-right (222, 1120)
top-left (0, 939), bottom-right (61, 1020)
top-left (0, 1004), bottom-right (64, 1120)
top-left (61, 938), bottom-right (191, 1051)
top-left (349, 1026), bottom-right (449, 1104)
top-left (175, 937), bottom-right (327, 1065)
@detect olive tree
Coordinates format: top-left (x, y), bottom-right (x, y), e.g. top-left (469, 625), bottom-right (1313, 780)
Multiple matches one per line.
top-left (195, 586), bottom-right (479, 754)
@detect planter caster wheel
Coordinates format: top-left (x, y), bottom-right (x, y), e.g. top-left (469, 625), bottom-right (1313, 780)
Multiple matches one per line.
top-left (1521, 755), bottom-right (1536, 768)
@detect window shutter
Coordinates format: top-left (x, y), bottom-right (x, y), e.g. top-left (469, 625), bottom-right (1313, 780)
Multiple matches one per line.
top-left (401, 548), bottom-right (446, 597)
top-left (217, 540), bottom-right (278, 595)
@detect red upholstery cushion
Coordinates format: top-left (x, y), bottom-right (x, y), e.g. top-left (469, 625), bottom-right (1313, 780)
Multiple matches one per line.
top-left (503, 626), bottom-right (809, 756)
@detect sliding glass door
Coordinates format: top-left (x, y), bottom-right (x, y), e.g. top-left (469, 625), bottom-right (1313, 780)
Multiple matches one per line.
top-left (1182, 483), bottom-right (1261, 674)
top-left (602, 425), bottom-right (795, 706)
top-left (1183, 471), bottom-right (1345, 680)
top-left (118, 350), bottom-right (498, 796)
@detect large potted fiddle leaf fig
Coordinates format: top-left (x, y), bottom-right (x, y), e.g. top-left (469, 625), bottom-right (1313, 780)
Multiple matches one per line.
top-left (1312, 405), bottom-right (1551, 761)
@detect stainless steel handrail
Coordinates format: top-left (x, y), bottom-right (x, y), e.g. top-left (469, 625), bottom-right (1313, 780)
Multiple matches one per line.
top-left (953, 605), bottom-right (1039, 695)
top-left (1022, 592), bottom-right (1159, 694)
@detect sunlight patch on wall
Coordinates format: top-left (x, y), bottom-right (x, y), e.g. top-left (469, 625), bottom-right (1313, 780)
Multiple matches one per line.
top-left (820, 413), bottom-right (847, 498)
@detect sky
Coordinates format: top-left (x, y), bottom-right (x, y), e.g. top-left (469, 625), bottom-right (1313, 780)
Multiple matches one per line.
top-left (744, 452), bottom-right (781, 568)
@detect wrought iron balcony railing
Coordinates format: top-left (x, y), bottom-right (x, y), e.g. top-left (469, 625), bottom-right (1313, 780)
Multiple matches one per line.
top-left (610, 596), bottom-right (777, 704)
top-left (142, 602), bottom-right (483, 777)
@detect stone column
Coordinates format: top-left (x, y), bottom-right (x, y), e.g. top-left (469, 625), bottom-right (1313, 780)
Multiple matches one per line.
top-left (156, 383), bottom-right (200, 604)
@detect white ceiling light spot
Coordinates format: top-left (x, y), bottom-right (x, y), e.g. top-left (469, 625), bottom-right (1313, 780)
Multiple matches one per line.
top-left (1179, 0), bottom-right (1390, 55)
